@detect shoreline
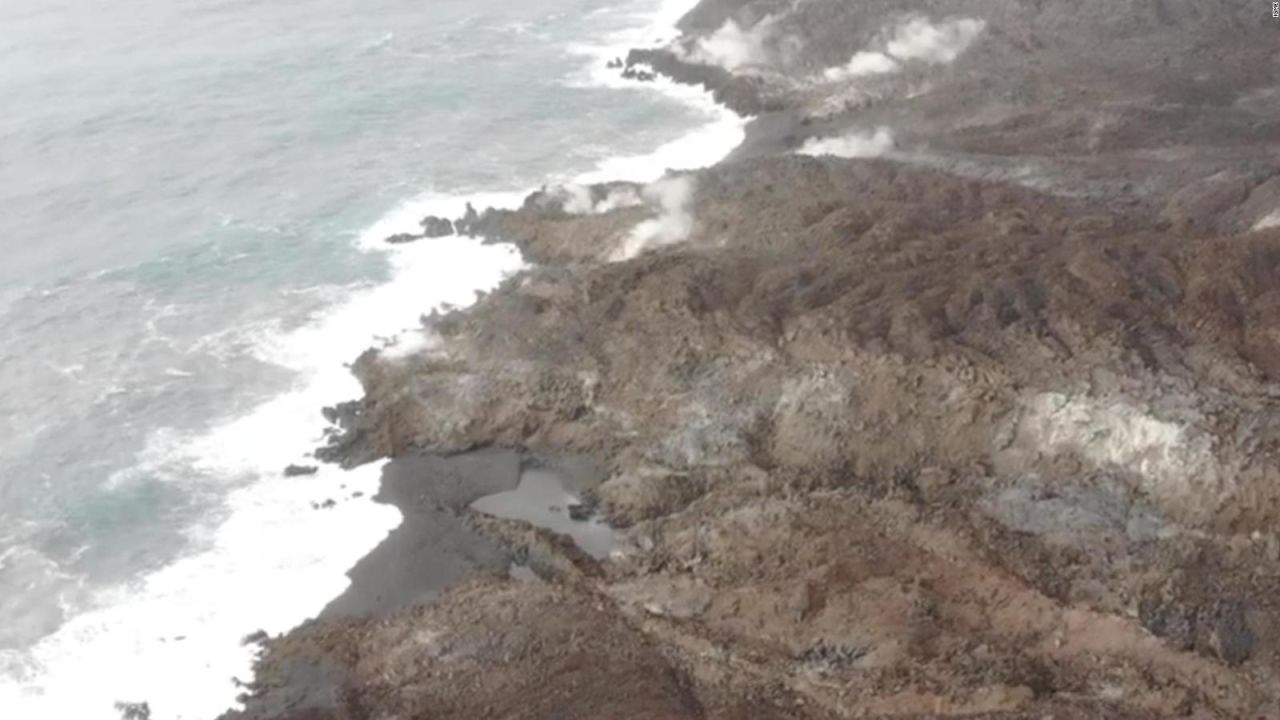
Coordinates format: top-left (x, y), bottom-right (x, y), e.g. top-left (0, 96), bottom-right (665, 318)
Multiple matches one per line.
top-left (232, 0), bottom-right (1280, 718)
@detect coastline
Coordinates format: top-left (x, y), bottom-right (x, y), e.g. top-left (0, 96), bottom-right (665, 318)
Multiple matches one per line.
top-left (1, 2), bottom-right (753, 718)
top-left (234, 1), bottom-right (1280, 718)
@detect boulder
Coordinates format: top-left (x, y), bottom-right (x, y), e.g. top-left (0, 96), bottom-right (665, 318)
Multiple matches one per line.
top-left (420, 215), bottom-right (455, 238)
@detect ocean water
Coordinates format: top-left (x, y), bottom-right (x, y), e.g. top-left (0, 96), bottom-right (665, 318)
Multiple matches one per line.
top-left (0, 0), bottom-right (743, 717)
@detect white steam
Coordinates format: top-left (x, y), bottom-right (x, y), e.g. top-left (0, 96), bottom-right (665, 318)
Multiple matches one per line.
top-left (558, 184), bottom-right (645, 215)
top-left (797, 127), bottom-right (896, 158)
top-left (611, 176), bottom-right (696, 261)
top-left (379, 327), bottom-right (443, 361)
top-left (560, 184), bottom-right (597, 214)
top-left (687, 15), bottom-right (780, 72)
top-left (887, 17), bottom-right (986, 63)
top-left (595, 187), bottom-right (645, 213)
top-left (824, 51), bottom-right (900, 80)
top-left (824, 16), bottom-right (986, 82)
top-left (1255, 209), bottom-right (1280, 231)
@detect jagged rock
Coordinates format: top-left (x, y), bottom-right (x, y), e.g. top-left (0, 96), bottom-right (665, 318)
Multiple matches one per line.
top-left (454, 202), bottom-right (481, 237)
top-left (420, 215), bottom-right (455, 238)
top-left (282, 464), bottom-right (318, 477)
top-left (620, 66), bottom-right (656, 82)
top-left (1199, 599), bottom-right (1256, 666)
top-left (240, 630), bottom-right (269, 646)
top-left (114, 702), bottom-right (151, 720)
top-left (385, 232), bottom-right (422, 245)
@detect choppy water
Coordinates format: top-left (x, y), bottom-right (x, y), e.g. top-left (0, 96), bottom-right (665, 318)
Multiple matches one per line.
top-left (0, 0), bottom-right (743, 717)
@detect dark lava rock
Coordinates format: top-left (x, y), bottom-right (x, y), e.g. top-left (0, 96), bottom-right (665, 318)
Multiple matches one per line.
top-left (321, 499), bottom-right (337, 510)
top-left (1198, 599), bottom-right (1255, 666)
top-left (241, 629), bottom-right (269, 646)
top-left (625, 48), bottom-right (780, 115)
top-left (283, 464), bottom-right (318, 477)
top-left (568, 504), bottom-right (592, 522)
top-left (317, 400), bottom-right (379, 469)
top-left (621, 66), bottom-right (656, 82)
top-left (385, 232), bottom-right (422, 245)
top-left (800, 641), bottom-right (867, 670)
top-left (1140, 599), bottom-right (1197, 651)
top-left (114, 701), bottom-right (151, 720)
top-left (420, 215), bottom-right (455, 238)
top-left (454, 203), bottom-right (509, 241)
top-left (606, 57), bottom-right (623, 69)
top-left (455, 202), bottom-right (481, 237)
top-left (1140, 592), bottom-right (1256, 665)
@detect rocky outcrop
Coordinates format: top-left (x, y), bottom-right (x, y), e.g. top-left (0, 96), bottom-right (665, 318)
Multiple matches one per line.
top-left (624, 49), bottom-right (783, 114)
top-left (420, 215), bottom-right (454, 238)
top-left (281, 464), bottom-right (317, 477)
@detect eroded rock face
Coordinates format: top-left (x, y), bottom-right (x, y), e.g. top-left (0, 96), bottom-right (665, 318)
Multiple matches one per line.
top-left (234, 0), bottom-right (1280, 717)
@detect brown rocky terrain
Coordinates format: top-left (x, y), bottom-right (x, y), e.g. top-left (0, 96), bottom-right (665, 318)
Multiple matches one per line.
top-left (223, 1), bottom-right (1280, 719)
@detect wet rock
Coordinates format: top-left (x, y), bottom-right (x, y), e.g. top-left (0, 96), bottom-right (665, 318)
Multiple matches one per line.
top-left (420, 215), bottom-right (455, 238)
top-left (621, 66), bottom-right (656, 82)
top-left (625, 48), bottom-right (780, 115)
top-left (316, 400), bottom-right (377, 468)
top-left (114, 702), bottom-right (151, 720)
top-left (241, 630), bottom-right (269, 646)
top-left (454, 202), bottom-right (481, 237)
top-left (567, 503), bottom-right (592, 521)
top-left (385, 232), bottom-right (423, 245)
top-left (283, 464), bottom-right (318, 477)
top-left (453, 205), bottom-right (509, 241)
top-left (606, 57), bottom-right (624, 69)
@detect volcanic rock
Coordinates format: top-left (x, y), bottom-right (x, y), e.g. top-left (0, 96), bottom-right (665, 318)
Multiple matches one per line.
top-left (420, 215), bottom-right (455, 238)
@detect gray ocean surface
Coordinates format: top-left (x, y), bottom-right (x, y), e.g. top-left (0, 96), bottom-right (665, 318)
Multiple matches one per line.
top-left (0, 0), bottom-right (720, 715)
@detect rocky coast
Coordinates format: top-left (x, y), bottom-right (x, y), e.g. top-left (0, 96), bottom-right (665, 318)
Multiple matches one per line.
top-left (224, 1), bottom-right (1280, 718)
